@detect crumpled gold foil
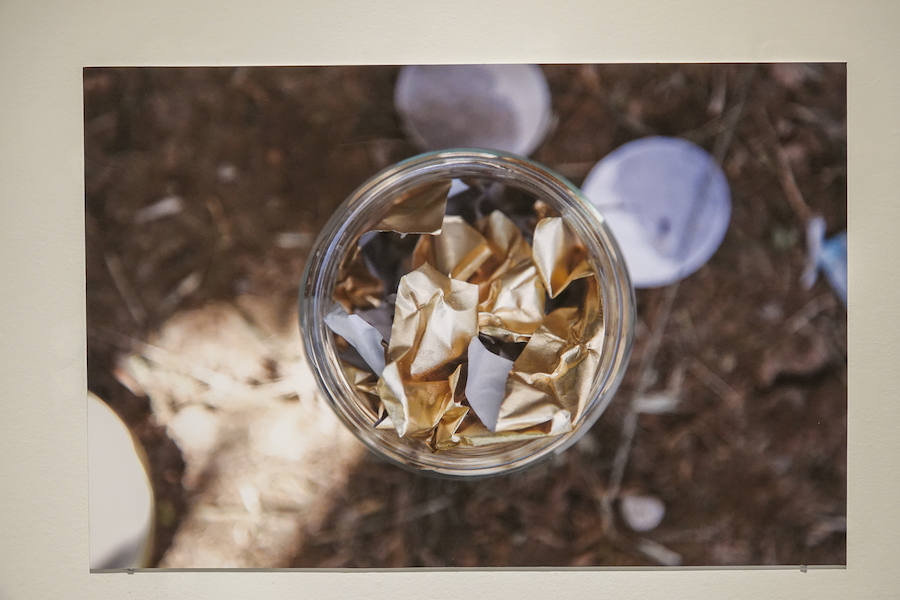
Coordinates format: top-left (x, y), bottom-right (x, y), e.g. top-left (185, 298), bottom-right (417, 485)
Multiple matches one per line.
top-left (474, 210), bottom-right (545, 342)
top-left (333, 243), bottom-right (384, 312)
top-left (476, 262), bottom-right (546, 343)
top-left (377, 362), bottom-right (463, 439)
top-left (428, 401), bottom-right (469, 450)
top-left (533, 199), bottom-right (559, 221)
top-left (331, 183), bottom-right (606, 452)
top-left (387, 262), bottom-right (479, 377)
top-left (441, 408), bottom-right (572, 449)
top-left (412, 215), bottom-right (494, 281)
top-left (375, 263), bottom-right (479, 438)
top-left (476, 209), bottom-right (533, 274)
top-left (373, 180), bottom-right (452, 234)
top-left (532, 216), bottom-right (593, 298)
top-left (339, 361), bottom-right (382, 419)
top-left (411, 210), bottom-right (547, 343)
top-left (500, 275), bottom-right (604, 429)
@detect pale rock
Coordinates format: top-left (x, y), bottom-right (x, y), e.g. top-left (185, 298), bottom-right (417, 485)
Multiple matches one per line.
top-left (620, 494), bottom-right (666, 532)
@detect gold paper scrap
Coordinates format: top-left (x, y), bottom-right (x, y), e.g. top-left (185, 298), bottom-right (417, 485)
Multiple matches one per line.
top-left (412, 215), bottom-right (494, 281)
top-left (341, 361), bottom-right (378, 391)
top-left (333, 243), bottom-right (384, 311)
top-left (373, 180), bottom-right (452, 234)
top-left (474, 210), bottom-right (546, 341)
top-left (533, 199), bottom-right (560, 221)
top-left (376, 363), bottom-right (462, 438)
top-left (373, 262), bottom-right (478, 439)
top-left (387, 262), bottom-right (479, 378)
top-left (499, 276), bottom-right (605, 429)
top-left (532, 216), bottom-right (593, 298)
top-left (339, 360), bottom-right (384, 421)
top-left (428, 402), bottom-right (469, 450)
top-left (495, 372), bottom-right (573, 432)
top-left (477, 261), bottom-right (545, 342)
top-left (444, 408), bottom-right (572, 449)
top-left (475, 210), bottom-right (534, 279)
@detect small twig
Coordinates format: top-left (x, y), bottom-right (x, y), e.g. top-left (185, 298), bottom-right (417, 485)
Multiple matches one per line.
top-left (759, 107), bottom-right (814, 223)
top-left (638, 284), bottom-right (683, 391)
top-left (602, 282), bottom-right (680, 531)
top-left (805, 515), bottom-right (846, 548)
top-left (204, 195), bottom-right (233, 246)
top-left (636, 538), bottom-right (682, 566)
top-left (675, 65), bottom-right (756, 259)
top-left (712, 65), bottom-right (757, 165)
top-left (677, 106), bottom-right (739, 146)
top-left (312, 496), bottom-right (452, 545)
top-left (786, 293), bottom-right (837, 334)
top-left (582, 65), bottom-right (655, 137)
top-left (159, 270), bottom-right (203, 315)
top-left (707, 69), bottom-right (728, 117)
top-left (104, 253), bottom-right (146, 325)
top-left (689, 359), bottom-right (741, 404)
top-left (133, 195), bottom-right (183, 225)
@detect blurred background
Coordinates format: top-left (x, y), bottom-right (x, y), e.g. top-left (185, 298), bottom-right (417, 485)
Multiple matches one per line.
top-left (84, 64), bottom-right (846, 568)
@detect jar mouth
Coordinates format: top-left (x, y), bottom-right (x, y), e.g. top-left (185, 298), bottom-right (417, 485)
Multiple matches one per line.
top-left (300, 148), bottom-right (635, 478)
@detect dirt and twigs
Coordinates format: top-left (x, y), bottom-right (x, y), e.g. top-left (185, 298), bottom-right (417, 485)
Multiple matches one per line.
top-left (84, 64), bottom-right (846, 567)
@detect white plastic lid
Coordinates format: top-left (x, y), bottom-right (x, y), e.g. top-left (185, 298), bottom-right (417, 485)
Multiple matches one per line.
top-left (581, 136), bottom-right (732, 288)
top-left (394, 64), bottom-right (552, 157)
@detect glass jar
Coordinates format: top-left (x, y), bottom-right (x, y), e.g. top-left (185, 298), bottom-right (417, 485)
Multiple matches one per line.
top-left (300, 149), bottom-right (635, 478)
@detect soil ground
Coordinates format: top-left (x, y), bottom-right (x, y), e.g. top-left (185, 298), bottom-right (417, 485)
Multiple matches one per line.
top-left (84, 64), bottom-right (846, 567)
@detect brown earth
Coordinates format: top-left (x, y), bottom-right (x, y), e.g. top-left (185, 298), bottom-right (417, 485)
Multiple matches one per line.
top-left (84, 63), bottom-right (846, 567)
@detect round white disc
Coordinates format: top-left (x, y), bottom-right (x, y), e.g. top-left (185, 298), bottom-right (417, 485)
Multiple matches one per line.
top-left (581, 136), bottom-right (732, 288)
top-left (395, 64), bottom-right (552, 156)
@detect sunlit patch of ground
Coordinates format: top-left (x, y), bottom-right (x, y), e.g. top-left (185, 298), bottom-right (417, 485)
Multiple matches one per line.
top-left (117, 298), bottom-right (365, 567)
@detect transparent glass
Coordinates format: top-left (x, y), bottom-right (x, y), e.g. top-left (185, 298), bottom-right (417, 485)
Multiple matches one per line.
top-left (300, 149), bottom-right (635, 478)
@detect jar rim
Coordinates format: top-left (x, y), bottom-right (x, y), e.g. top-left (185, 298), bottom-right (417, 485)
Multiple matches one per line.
top-left (300, 148), bottom-right (635, 478)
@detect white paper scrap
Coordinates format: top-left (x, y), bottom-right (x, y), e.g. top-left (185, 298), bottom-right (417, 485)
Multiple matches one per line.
top-left (325, 306), bottom-right (386, 376)
top-left (465, 337), bottom-right (515, 432)
top-left (632, 392), bottom-right (680, 415)
top-left (133, 195), bottom-right (183, 224)
top-left (355, 304), bottom-right (394, 342)
top-left (448, 178), bottom-right (469, 197)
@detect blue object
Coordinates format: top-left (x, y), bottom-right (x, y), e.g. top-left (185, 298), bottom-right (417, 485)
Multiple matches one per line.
top-left (820, 231), bottom-right (847, 304)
